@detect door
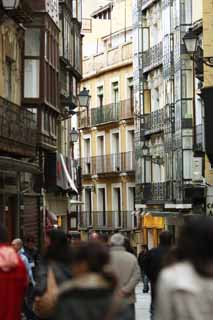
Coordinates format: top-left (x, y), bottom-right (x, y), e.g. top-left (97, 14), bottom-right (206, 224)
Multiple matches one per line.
top-left (97, 135), bottom-right (105, 173)
top-left (97, 188), bottom-right (106, 227)
top-left (127, 186), bottom-right (135, 229)
top-left (112, 187), bottom-right (122, 228)
top-left (84, 138), bottom-right (91, 174)
top-left (111, 132), bottom-right (120, 172)
top-left (85, 188), bottom-right (92, 227)
top-left (127, 130), bottom-right (135, 171)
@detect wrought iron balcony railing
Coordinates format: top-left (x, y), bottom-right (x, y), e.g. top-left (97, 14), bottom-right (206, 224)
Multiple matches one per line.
top-left (141, 182), bottom-right (166, 202)
top-left (91, 99), bottom-right (134, 126)
top-left (79, 99), bottom-right (134, 128)
top-left (79, 211), bottom-right (136, 230)
top-left (81, 151), bottom-right (135, 176)
top-left (0, 97), bottom-right (36, 156)
top-left (143, 108), bottom-right (164, 134)
top-left (143, 42), bottom-right (163, 73)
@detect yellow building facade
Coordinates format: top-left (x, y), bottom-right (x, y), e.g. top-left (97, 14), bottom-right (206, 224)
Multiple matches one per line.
top-left (79, 0), bottom-right (140, 246)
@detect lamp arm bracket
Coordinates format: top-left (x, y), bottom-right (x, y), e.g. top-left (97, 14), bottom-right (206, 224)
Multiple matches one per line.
top-left (203, 57), bottom-right (213, 67)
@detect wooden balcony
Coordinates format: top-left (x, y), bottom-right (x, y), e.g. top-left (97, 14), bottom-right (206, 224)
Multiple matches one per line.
top-left (0, 97), bottom-right (36, 157)
top-left (81, 151), bottom-right (135, 177)
top-left (79, 211), bottom-right (136, 231)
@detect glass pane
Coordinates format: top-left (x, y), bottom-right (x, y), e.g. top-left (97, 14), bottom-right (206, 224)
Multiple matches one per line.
top-left (24, 60), bottom-right (40, 98)
top-left (25, 29), bottom-right (40, 56)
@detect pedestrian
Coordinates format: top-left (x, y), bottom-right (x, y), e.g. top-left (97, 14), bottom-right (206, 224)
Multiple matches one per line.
top-left (24, 235), bottom-right (39, 278)
top-left (0, 225), bottom-right (28, 320)
top-left (12, 238), bottom-right (35, 286)
top-left (53, 240), bottom-right (132, 320)
top-left (33, 229), bottom-right (72, 319)
top-left (145, 231), bottom-right (172, 319)
top-left (109, 233), bottom-right (141, 319)
top-left (155, 217), bottom-right (213, 320)
top-left (12, 238), bottom-right (36, 320)
top-left (138, 244), bottom-right (149, 293)
top-left (124, 237), bottom-right (136, 255)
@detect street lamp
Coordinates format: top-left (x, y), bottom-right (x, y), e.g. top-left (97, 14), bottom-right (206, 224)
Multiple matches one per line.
top-left (70, 127), bottom-right (79, 159)
top-left (183, 28), bottom-right (213, 67)
top-left (78, 87), bottom-right (91, 108)
top-left (2, 0), bottom-right (20, 10)
top-left (183, 28), bottom-right (198, 55)
top-left (70, 127), bottom-right (79, 143)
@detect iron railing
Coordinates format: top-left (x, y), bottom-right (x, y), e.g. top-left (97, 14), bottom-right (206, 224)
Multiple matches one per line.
top-left (140, 104), bottom-right (175, 138)
top-left (142, 182), bottom-right (166, 201)
top-left (143, 42), bottom-right (163, 73)
top-left (91, 99), bottom-right (134, 126)
top-left (0, 97), bottom-right (36, 155)
top-left (79, 99), bottom-right (134, 128)
top-left (81, 151), bottom-right (135, 176)
top-left (79, 211), bottom-right (135, 230)
top-left (143, 108), bottom-right (164, 134)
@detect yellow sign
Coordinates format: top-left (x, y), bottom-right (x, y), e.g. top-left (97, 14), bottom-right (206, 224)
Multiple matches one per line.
top-left (143, 215), bottom-right (165, 229)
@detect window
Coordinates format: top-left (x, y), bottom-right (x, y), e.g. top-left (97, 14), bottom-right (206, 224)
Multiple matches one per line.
top-left (5, 57), bottom-right (13, 100)
top-left (112, 82), bottom-right (119, 105)
top-left (97, 86), bottom-right (104, 107)
top-left (24, 28), bottom-right (41, 98)
top-left (43, 110), bottom-right (49, 132)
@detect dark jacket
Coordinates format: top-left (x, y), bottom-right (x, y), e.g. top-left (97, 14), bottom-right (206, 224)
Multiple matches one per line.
top-left (138, 251), bottom-right (149, 274)
top-left (34, 259), bottom-right (72, 297)
top-left (53, 274), bottom-right (133, 320)
top-left (145, 245), bottom-right (170, 284)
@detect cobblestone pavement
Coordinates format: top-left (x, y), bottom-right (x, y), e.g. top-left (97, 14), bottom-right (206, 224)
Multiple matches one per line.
top-left (136, 282), bottom-right (151, 320)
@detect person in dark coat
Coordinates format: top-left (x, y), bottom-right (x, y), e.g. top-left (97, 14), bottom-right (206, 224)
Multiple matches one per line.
top-left (138, 244), bottom-right (149, 293)
top-left (34, 229), bottom-right (72, 319)
top-left (53, 241), bottom-right (133, 320)
top-left (144, 231), bottom-right (172, 319)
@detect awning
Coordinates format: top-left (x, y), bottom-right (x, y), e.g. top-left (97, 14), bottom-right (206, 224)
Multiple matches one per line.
top-left (57, 153), bottom-right (78, 194)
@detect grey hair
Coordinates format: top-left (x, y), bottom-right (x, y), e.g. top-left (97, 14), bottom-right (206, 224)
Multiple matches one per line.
top-left (12, 238), bottom-right (23, 247)
top-left (110, 233), bottom-right (125, 247)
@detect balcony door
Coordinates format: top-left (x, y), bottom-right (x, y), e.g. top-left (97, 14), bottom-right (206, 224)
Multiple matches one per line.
top-left (83, 137), bottom-right (91, 174)
top-left (112, 186), bottom-right (122, 229)
top-left (127, 129), bottom-right (135, 171)
top-left (112, 81), bottom-right (119, 120)
top-left (97, 135), bottom-right (105, 173)
top-left (111, 131), bottom-right (120, 172)
top-left (97, 187), bottom-right (106, 227)
top-left (85, 188), bottom-right (92, 227)
top-left (127, 186), bottom-right (135, 229)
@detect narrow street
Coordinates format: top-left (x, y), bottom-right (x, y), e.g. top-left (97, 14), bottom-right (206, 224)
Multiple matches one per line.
top-left (136, 282), bottom-right (151, 320)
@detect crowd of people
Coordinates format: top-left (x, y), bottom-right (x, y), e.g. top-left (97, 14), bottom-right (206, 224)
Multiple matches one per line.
top-left (0, 216), bottom-right (213, 320)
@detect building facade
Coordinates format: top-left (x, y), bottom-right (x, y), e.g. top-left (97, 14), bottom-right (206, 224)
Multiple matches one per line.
top-left (24, 0), bottom-right (82, 234)
top-left (0, 1), bottom-right (39, 242)
top-left (133, 0), bottom-right (205, 245)
top-left (79, 0), bottom-right (140, 246)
